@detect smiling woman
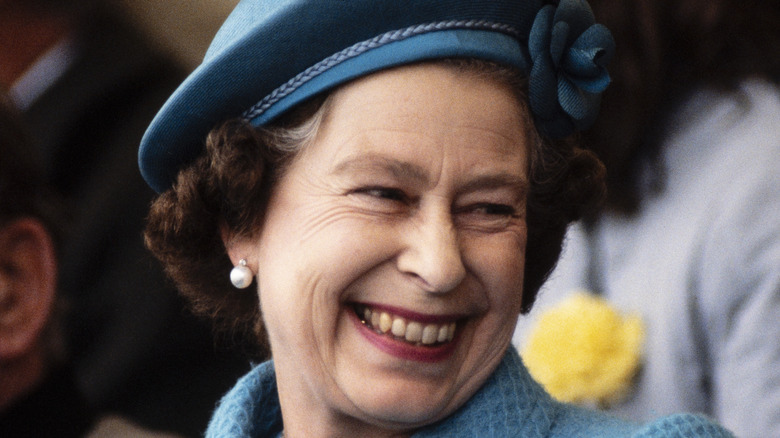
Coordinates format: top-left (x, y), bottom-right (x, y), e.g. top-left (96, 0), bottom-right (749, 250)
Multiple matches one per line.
top-left (238, 65), bottom-right (530, 433)
top-left (138, 1), bottom-right (734, 437)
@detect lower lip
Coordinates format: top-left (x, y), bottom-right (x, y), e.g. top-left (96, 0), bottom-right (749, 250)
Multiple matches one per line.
top-left (348, 309), bottom-right (459, 363)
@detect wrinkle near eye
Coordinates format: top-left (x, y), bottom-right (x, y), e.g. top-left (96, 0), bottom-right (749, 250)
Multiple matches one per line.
top-left (292, 198), bottom-right (367, 243)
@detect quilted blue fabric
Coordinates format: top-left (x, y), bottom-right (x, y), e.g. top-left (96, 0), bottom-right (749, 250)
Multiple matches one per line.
top-left (205, 346), bottom-right (734, 437)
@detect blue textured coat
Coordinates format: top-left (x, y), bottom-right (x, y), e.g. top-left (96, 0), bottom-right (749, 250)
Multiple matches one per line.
top-left (205, 347), bottom-right (734, 437)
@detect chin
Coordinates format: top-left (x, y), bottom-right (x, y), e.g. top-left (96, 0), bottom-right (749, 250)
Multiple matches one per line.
top-left (346, 391), bottom-right (455, 432)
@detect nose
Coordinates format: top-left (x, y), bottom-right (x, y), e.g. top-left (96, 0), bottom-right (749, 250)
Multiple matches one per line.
top-left (396, 207), bottom-right (467, 293)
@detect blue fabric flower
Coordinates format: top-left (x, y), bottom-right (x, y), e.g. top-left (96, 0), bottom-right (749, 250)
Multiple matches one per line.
top-left (528, 0), bottom-right (616, 138)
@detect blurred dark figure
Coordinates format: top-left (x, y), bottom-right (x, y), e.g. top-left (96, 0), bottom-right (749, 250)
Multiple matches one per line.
top-left (0, 95), bottom-right (182, 437)
top-left (516, 1), bottom-right (780, 437)
top-left (0, 1), bottom-right (249, 436)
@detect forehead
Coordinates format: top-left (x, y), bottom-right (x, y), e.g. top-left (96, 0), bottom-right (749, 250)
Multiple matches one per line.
top-left (335, 63), bottom-right (523, 123)
top-left (310, 63), bottom-right (530, 162)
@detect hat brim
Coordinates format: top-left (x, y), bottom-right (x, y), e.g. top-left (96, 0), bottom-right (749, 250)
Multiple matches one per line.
top-left (249, 30), bottom-right (527, 125)
top-left (139, 29), bottom-right (526, 194)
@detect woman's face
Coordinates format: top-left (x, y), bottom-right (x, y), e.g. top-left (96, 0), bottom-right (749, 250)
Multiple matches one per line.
top-left (230, 63), bottom-right (529, 436)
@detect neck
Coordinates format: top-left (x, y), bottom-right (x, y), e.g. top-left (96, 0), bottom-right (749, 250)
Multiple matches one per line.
top-left (0, 5), bottom-right (72, 88)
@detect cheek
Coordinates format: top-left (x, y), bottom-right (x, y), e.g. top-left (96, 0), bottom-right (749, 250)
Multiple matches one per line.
top-left (256, 212), bottom-right (393, 348)
top-left (468, 232), bottom-right (526, 310)
top-left (258, 263), bottom-right (344, 368)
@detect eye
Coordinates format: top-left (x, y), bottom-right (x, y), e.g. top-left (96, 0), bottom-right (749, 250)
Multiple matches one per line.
top-left (467, 203), bottom-right (519, 218)
top-left (355, 187), bottom-right (409, 202)
top-left (454, 202), bottom-right (524, 231)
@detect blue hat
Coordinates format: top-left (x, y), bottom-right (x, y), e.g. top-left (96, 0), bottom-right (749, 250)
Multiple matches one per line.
top-left (139, 0), bottom-right (614, 193)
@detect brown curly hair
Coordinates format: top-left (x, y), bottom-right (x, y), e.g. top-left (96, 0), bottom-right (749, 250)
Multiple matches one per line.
top-left (144, 59), bottom-right (606, 360)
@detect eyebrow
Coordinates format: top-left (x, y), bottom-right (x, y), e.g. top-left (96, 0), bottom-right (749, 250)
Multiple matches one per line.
top-left (333, 153), bottom-right (528, 197)
top-left (460, 173), bottom-right (529, 200)
top-left (332, 154), bottom-right (429, 184)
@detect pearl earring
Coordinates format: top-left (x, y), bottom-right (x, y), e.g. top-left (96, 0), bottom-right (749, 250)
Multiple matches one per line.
top-left (230, 259), bottom-right (253, 289)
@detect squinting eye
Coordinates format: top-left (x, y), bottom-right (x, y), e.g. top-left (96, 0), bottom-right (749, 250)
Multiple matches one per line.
top-left (470, 203), bottom-right (518, 217)
top-left (355, 187), bottom-right (409, 202)
top-left (454, 203), bottom-right (523, 231)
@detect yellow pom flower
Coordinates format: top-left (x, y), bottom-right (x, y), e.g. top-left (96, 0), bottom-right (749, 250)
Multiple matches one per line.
top-left (521, 291), bottom-right (644, 407)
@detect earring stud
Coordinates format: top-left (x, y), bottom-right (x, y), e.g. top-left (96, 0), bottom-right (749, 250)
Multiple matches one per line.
top-left (230, 259), bottom-right (253, 289)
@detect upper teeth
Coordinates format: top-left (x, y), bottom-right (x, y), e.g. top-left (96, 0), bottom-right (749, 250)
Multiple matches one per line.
top-left (358, 305), bottom-right (456, 345)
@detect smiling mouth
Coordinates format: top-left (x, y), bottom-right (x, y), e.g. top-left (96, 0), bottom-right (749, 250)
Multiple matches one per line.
top-left (353, 304), bottom-right (457, 347)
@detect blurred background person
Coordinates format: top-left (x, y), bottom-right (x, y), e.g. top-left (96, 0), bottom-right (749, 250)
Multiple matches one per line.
top-left (0, 95), bottom-right (182, 437)
top-left (515, 1), bottom-right (780, 437)
top-left (0, 1), bottom-right (248, 435)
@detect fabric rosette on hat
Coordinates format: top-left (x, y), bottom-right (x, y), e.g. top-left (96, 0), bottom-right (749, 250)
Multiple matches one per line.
top-left (528, 0), bottom-right (615, 138)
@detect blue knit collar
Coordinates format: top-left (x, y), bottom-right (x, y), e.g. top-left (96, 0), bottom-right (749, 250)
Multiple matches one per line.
top-left (206, 346), bottom-right (554, 437)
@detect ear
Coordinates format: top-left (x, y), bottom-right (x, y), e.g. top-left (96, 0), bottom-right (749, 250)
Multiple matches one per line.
top-left (219, 223), bottom-right (258, 271)
top-left (0, 218), bottom-right (58, 360)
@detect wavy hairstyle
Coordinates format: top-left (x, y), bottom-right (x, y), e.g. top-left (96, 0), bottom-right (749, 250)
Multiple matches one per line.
top-left (584, 0), bottom-right (780, 213)
top-left (144, 59), bottom-right (606, 359)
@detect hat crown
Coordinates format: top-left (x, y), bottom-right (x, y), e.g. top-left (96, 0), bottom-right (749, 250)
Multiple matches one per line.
top-left (205, 1), bottom-right (281, 60)
top-left (139, 0), bottom-right (613, 194)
